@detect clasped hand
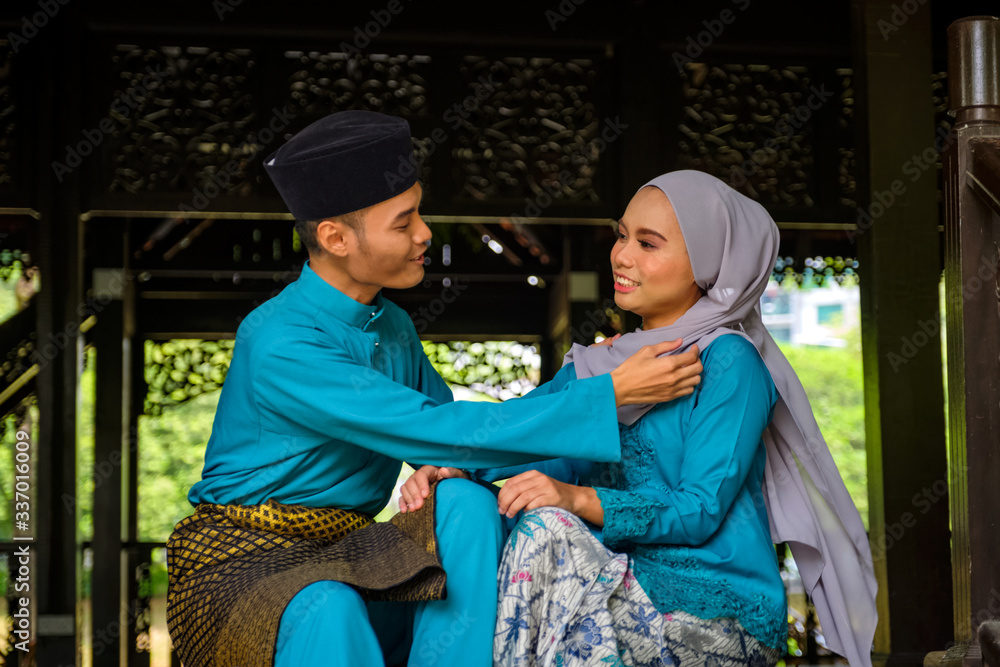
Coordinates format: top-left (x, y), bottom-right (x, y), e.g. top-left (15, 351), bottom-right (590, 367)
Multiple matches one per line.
top-left (399, 467), bottom-right (602, 524)
top-left (398, 465), bottom-right (579, 517)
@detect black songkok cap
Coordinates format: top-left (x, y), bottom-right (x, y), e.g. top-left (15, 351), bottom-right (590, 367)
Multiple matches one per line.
top-left (264, 110), bottom-right (419, 220)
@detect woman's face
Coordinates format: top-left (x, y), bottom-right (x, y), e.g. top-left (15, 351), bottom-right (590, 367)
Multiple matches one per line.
top-left (610, 186), bottom-right (702, 330)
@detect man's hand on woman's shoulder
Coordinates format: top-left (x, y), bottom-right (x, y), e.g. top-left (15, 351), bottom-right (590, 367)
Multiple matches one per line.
top-left (610, 339), bottom-right (703, 406)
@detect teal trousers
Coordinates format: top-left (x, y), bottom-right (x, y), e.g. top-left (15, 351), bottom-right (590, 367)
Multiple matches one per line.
top-left (274, 479), bottom-right (503, 666)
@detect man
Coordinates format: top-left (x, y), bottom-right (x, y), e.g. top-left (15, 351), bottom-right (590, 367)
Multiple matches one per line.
top-left (166, 110), bottom-right (702, 667)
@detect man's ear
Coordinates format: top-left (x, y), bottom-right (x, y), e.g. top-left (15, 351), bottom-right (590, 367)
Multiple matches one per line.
top-left (315, 219), bottom-right (351, 257)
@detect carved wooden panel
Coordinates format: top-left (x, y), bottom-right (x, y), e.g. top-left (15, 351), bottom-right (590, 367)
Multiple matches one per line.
top-left (0, 41), bottom-right (15, 197)
top-left (451, 56), bottom-right (605, 206)
top-left (106, 45), bottom-right (262, 197)
top-left (677, 63), bottom-right (822, 207)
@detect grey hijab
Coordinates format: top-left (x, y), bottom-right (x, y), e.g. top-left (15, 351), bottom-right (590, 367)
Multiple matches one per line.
top-left (566, 170), bottom-right (877, 667)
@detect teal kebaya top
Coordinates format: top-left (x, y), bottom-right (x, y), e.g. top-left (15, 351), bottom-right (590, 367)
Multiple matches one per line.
top-left (189, 260), bottom-right (621, 517)
top-left (476, 334), bottom-right (787, 648)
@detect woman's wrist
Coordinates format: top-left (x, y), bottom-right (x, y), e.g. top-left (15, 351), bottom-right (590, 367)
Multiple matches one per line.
top-left (571, 485), bottom-right (604, 526)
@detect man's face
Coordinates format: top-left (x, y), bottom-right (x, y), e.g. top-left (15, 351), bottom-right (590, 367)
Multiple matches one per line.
top-left (342, 182), bottom-right (431, 293)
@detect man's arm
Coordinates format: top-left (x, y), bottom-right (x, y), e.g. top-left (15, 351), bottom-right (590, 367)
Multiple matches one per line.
top-left (253, 330), bottom-right (621, 469)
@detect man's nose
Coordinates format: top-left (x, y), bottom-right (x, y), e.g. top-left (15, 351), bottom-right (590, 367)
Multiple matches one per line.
top-left (415, 216), bottom-right (432, 245)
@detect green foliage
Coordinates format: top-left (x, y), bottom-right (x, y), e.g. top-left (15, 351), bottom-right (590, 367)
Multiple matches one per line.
top-left (0, 263), bottom-right (23, 324)
top-left (137, 391), bottom-right (219, 542)
top-left (421, 341), bottom-right (540, 399)
top-left (75, 345), bottom-right (215, 544)
top-left (778, 339), bottom-right (868, 529)
top-left (144, 339), bottom-right (233, 415)
top-left (78, 348), bottom-right (96, 540)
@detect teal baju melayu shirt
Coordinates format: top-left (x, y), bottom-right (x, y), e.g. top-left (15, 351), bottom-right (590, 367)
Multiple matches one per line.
top-left (185, 260), bottom-right (624, 667)
top-left (189, 259), bottom-right (621, 514)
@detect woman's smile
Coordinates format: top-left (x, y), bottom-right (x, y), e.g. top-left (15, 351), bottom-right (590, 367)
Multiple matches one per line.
top-left (613, 272), bottom-right (640, 292)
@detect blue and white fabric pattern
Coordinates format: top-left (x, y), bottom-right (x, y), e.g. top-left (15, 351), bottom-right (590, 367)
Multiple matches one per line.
top-left (495, 507), bottom-right (783, 667)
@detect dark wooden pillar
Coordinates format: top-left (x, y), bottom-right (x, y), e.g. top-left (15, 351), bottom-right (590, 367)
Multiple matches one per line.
top-left (618, 3), bottom-right (673, 196)
top-left (31, 2), bottom-right (85, 664)
top-left (91, 229), bottom-right (130, 666)
top-left (942, 14), bottom-right (1000, 652)
top-left (851, 0), bottom-right (954, 664)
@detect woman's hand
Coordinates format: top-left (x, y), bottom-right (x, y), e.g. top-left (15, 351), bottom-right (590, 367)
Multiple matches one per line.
top-left (398, 465), bottom-right (470, 513)
top-left (497, 470), bottom-right (603, 525)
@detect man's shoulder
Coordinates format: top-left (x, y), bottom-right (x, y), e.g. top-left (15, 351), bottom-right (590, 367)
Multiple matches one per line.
top-left (236, 286), bottom-right (309, 343)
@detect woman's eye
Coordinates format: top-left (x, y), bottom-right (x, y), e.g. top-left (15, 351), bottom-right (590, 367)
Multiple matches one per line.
top-left (639, 240), bottom-right (655, 249)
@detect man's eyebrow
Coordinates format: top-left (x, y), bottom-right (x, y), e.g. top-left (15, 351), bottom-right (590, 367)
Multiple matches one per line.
top-left (392, 189), bottom-right (424, 223)
top-left (393, 206), bottom-right (417, 222)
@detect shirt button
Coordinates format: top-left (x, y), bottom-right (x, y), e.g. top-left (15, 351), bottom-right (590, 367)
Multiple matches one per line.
top-left (375, 342), bottom-right (379, 347)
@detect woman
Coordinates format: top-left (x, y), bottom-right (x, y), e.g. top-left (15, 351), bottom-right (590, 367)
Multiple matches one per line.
top-left (401, 170), bottom-right (876, 667)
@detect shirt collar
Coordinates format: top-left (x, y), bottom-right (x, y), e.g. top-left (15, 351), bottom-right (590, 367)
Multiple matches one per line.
top-left (297, 260), bottom-right (385, 330)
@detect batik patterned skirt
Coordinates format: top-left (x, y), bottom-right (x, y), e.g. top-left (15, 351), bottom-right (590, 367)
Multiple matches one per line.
top-left (494, 507), bottom-right (784, 667)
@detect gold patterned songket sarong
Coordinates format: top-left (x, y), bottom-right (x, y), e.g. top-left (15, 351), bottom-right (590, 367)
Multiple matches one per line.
top-left (167, 488), bottom-right (446, 667)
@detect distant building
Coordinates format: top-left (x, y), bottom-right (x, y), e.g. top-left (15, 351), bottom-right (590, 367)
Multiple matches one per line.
top-left (761, 281), bottom-right (860, 347)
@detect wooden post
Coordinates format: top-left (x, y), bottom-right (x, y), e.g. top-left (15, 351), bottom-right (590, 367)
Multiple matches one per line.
top-left (942, 14), bottom-right (1000, 650)
top-left (91, 242), bottom-right (129, 666)
top-left (31, 3), bottom-right (84, 664)
top-left (851, 0), bottom-right (954, 664)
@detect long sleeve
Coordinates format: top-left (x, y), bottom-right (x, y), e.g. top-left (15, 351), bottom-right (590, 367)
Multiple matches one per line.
top-left (595, 337), bottom-right (776, 547)
top-left (473, 363), bottom-right (586, 483)
top-left (415, 341), bottom-right (455, 405)
top-left (253, 332), bottom-right (621, 470)
top-left (402, 341), bottom-right (456, 469)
